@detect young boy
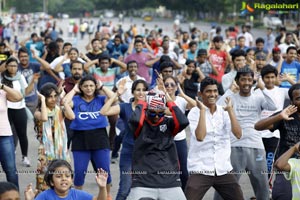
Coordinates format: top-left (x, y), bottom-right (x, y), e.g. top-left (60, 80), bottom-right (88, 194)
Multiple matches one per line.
top-left (275, 142), bottom-right (300, 200)
top-left (255, 83), bottom-right (300, 199)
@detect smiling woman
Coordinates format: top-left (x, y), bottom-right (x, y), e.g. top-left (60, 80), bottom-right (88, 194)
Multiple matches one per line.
top-left (62, 75), bottom-right (113, 198)
top-left (2, 57), bottom-right (33, 168)
top-left (34, 83), bottom-right (71, 193)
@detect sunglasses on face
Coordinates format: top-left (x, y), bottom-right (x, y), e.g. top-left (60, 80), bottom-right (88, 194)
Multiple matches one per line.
top-left (164, 83), bottom-right (176, 88)
top-left (147, 110), bottom-right (165, 118)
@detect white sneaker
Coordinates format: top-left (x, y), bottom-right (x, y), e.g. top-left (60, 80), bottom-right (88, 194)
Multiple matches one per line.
top-left (22, 157), bottom-right (31, 167)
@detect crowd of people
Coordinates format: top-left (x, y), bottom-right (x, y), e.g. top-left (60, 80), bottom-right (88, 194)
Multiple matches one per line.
top-left (0, 14), bottom-right (300, 200)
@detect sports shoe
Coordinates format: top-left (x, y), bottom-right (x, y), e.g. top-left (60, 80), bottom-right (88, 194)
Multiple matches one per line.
top-left (22, 157), bottom-right (31, 167)
top-left (111, 157), bottom-right (117, 164)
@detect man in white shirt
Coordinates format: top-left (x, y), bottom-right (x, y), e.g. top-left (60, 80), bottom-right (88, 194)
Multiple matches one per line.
top-left (185, 77), bottom-right (243, 200)
top-left (216, 67), bottom-right (277, 200)
top-left (237, 25), bottom-right (253, 47)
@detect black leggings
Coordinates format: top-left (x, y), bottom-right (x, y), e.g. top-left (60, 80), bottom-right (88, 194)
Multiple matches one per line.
top-left (8, 108), bottom-right (28, 157)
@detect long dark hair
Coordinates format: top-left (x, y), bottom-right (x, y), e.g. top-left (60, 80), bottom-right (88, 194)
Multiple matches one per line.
top-left (36, 83), bottom-right (59, 110)
top-left (1, 57), bottom-right (19, 88)
top-left (78, 75), bottom-right (100, 97)
top-left (131, 79), bottom-right (148, 94)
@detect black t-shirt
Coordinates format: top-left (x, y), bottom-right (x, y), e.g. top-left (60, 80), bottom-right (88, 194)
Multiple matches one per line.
top-left (270, 111), bottom-right (300, 159)
top-left (86, 51), bottom-right (102, 61)
top-left (183, 72), bottom-right (199, 99)
top-left (0, 51), bottom-right (11, 64)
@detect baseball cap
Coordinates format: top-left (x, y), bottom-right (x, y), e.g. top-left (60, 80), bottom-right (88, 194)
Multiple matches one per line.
top-left (146, 92), bottom-right (166, 110)
top-left (272, 47), bottom-right (281, 54)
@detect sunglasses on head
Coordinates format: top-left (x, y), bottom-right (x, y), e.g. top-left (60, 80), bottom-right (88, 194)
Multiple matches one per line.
top-left (147, 110), bottom-right (165, 118)
top-left (164, 83), bottom-right (176, 88)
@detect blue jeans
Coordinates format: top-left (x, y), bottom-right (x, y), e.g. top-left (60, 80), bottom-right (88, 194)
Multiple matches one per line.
top-left (175, 139), bottom-right (188, 190)
top-left (0, 136), bottom-right (19, 188)
top-left (116, 146), bottom-right (133, 200)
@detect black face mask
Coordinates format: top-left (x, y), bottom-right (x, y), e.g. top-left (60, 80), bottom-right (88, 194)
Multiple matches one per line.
top-left (73, 74), bottom-right (81, 80)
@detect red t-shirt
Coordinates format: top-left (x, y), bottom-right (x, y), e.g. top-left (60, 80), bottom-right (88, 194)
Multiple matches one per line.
top-left (208, 49), bottom-right (227, 83)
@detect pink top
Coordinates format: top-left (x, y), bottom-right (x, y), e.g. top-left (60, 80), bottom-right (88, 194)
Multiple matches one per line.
top-left (125, 52), bottom-right (152, 83)
top-left (0, 90), bottom-right (12, 136)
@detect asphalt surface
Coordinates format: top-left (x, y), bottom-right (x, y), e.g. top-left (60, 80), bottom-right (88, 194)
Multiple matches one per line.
top-left (0, 16), bottom-right (272, 199)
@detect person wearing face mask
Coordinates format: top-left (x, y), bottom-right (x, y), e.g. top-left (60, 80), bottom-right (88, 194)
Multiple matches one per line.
top-left (127, 91), bottom-right (189, 200)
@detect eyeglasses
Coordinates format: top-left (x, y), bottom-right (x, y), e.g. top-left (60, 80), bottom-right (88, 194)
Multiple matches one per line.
top-left (7, 64), bottom-right (18, 67)
top-left (147, 110), bottom-right (165, 118)
top-left (164, 83), bottom-right (176, 88)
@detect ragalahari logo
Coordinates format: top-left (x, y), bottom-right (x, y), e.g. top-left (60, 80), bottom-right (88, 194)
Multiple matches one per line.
top-left (240, 2), bottom-right (255, 15)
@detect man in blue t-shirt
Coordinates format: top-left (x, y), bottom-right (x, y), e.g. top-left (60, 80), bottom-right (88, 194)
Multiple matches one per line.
top-left (20, 33), bottom-right (44, 63)
top-left (278, 46), bottom-right (300, 88)
top-left (17, 47), bottom-right (60, 113)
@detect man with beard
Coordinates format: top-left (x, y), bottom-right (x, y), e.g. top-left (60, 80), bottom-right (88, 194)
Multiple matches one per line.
top-left (64, 61), bottom-right (84, 94)
top-left (63, 60), bottom-right (84, 149)
top-left (215, 67), bottom-right (277, 200)
top-left (255, 51), bottom-right (267, 75)
top-left (15, 47), bottom-right (59, 114)
top-left (124, 39), bottom-right (154, 83)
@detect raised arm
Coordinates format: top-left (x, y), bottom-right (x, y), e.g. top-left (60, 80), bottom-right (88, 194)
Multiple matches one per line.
top-left (1, 83), bottom-right (23, 102)
top-left (54, 54), bottom-right (68, 73)
top-left (20, 37), bottom-right (30, 48)
top-left (145, 56), bottom-right (160, 67)
top-left (255, 105), bottom-right (297, 130)
top-left (100, 79), bottom-right (127, 116)
top-left (111, 57), bottom-right (127, 73)
top-left (177, 83), bottom-right (196, 109)
top-left (30, 49), bottom-right (61, 82)
top-left (34, 92), bottom-right (48, 122)
top-left (25, 73), bottom-right (40, 95)
top-left (224, 97), bottom-right (242, 139)
top-left (84, 59), bottom-right (98, 72)
top-left (194, 97), bottom-right (207, 141)
top-left (94, 168), bottom-right (108, 200)
top-left (275, 142), bottom-right (300, 172)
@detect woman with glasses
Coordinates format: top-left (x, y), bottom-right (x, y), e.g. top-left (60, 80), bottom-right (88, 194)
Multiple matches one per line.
top-left (0, 81), bottom-right (23, 189)
top-left (161, 75), bottom-right (196, 190)
top-left (1, 57), bottom-right (38, 167)
top-left (100, 79), bottom-right (148, 200)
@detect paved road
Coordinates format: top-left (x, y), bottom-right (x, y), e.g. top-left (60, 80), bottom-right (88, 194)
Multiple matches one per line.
top-left (0, 17), bottom-right (270, 199)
